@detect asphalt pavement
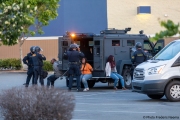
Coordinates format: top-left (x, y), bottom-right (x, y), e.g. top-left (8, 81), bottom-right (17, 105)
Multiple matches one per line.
top-left (0, 72), bottom-right (180, 120)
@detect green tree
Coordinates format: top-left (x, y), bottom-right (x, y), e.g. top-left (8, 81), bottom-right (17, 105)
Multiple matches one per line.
top-left (0, 0), bottom-right (60, 66)
top-left (151, 20), bottom-right (180, 42)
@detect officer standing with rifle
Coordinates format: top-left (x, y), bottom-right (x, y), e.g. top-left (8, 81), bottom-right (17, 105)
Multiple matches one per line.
top-left (31, 46), bottom-right (46, 86)
top-left (23, 46), bottom-right (34, 87)
top-left (131, 42), bottom-right (147, 77)
top-left (65, 43), bottom-right (84, 92)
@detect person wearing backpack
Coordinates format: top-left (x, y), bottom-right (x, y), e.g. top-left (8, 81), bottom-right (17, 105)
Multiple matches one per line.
top-left (47, 58), bottom-right (62, 87)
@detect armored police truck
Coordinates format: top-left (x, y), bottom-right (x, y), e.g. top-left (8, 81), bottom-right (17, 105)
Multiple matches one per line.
top-left (58, 28), bottom-right (164, 88)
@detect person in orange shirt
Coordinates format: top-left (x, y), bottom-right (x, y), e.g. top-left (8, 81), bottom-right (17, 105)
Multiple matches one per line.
top-left (80, 57), bottom-right (93, 91)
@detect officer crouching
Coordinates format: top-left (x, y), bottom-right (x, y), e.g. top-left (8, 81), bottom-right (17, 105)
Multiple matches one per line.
top-left (31, 46), bottom-right (46, 86)
top-left (64, 43), bottom-right (84, 92)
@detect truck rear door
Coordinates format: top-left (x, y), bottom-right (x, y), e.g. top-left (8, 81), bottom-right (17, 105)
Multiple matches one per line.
top-left (58, 37), bottom-right (71, 70)
top-left (93, 37), bottom-right (104, 71)
top-left (153, 39), bottom-right (164, 54)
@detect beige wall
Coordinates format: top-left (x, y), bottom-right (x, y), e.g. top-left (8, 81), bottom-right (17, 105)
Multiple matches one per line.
top-left (0, 39), bottom-right (58, 61)
top-left (107, 0), bottom-right (180, 35)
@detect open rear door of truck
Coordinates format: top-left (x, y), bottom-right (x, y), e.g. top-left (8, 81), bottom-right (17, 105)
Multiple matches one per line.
top-left (153, 39), bottom-right (165, 54)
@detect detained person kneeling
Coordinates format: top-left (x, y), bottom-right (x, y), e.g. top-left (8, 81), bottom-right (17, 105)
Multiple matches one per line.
top-left (105, 55), bottom-right (126, 90)
top-left (47, 58), bottom-right (61, 87)
top-left (80, 57), bottom-right (93, 92)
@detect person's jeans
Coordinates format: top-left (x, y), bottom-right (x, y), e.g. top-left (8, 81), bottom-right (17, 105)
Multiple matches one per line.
top-left (47, 75), bottom-right (58, 86)
top-left (68, 64), bottom-right (81, 90)
top-left (110, 72), bottom-right (125, 88)
top-left (33, 66), bottom-right (44, 85)
top-left (80, 74), bottom-right (92, 88)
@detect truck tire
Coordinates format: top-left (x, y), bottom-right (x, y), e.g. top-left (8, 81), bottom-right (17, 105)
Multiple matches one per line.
top-left (122, 67), bottom-right (132, 88)
top-left (81, 82), bottom-right (85, 88)
top-left (147, 94), bottom-right (164, 99)
top-left (66, 78), bottom-right (69, 87)
top-left (165, 81), bottom-right (180, 102)
top-left (88, 81), bottom-right (95, 88)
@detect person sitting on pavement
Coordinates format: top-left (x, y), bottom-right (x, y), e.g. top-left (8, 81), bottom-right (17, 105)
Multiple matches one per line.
top-left (105, 55), bottom-right (126, 90)
top-left (47, 58), bottom-right (61, 87)
top-left (80, 57), bottom-right (93, 92)
top-left (47, 58), bottom-right (62, 87)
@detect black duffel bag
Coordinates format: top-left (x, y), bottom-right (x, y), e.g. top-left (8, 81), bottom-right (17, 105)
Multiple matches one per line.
top-left (41, 70), bottom-right (48, 79)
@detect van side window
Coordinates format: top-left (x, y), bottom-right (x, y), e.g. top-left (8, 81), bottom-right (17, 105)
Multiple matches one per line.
top-left (112, 40), bottom-right (120, 46)
top-left (127, 40), bottom-right (135, 46)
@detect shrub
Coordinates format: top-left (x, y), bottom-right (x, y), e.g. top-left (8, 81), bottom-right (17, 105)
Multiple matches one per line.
top-left (0, 87), bottom-right (75, 120)
top-left (43, 61), bottom-right (53, 71)
top-left (0, 58), bottom-right (22, 70)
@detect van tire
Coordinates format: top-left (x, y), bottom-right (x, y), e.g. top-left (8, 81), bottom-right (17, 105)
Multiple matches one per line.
top-left (165, 81), bottom-right (180, 102)
top-left (122, 67), bottom-right (132, 88)
top-left (147, 94), bottom-right (164, 99)
top-left (88, 81), bottom-right (95, 88)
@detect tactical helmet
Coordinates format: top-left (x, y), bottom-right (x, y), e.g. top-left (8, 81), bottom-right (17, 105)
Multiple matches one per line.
top-left (30, 46), bottom-right (35, 53)
top-left (135, 42), bottom-right (142, 49)
top-left (70, 43), bottom-right (79, 49)
top-left (35, 46), bottom-right (41, 52)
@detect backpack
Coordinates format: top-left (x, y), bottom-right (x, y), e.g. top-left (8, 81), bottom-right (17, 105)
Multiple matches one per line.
top-left (41, 70), bottom-right (48, 79)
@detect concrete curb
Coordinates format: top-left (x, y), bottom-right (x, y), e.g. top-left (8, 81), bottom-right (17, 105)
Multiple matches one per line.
top-left (0, 70), bottom-right (54, 74)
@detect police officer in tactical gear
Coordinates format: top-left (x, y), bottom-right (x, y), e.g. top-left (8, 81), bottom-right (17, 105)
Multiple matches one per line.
top-left (23, 46), bottom-right (35, 87)
top-left (65, 43), bottom-right (84, 92)
top-left (31, 46), bottom-right (46, 86)
top-left (131, 42), bottom-right (147, 78)
top-left (131, 42), bottom-right (147, 65)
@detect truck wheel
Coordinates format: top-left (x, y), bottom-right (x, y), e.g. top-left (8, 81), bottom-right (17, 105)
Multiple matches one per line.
top-left (165, 81), bottom-right (180, 102)
top-left (81, 82), bottom-right (85, 88)
top-left (88, 81), bottom-right (95, 88)
top-left (147, 94), bottom-right (164, 99)
top-left (122, 68), bottom-right (132, 88)
top-left (66, 78), bottom-right (69, 87)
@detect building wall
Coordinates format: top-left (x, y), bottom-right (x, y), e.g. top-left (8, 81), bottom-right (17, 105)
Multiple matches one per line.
top-left (107, 0), bottom-right (180, 34)
top-left (0, 39), bottom-right (58, 61)
top-left (38, 0), bottom-right (107, 36)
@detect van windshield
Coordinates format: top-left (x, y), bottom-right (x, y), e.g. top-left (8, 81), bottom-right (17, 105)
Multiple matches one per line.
top-left (154, 41), bottom-right (180, 60)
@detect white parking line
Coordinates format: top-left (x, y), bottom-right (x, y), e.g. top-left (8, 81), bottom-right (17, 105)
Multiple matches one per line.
top-left (72, 119), bottom-right (93, 120)
top-left (76, 103), bottom-right (165, 106)
top-left (74, 110), bottom-right (156, 114)
top-left (75, 91), bottom-right (125, 98)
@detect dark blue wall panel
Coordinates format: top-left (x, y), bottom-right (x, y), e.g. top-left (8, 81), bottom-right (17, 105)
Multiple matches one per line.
top-left (37, 0), bottom-right (107, 36)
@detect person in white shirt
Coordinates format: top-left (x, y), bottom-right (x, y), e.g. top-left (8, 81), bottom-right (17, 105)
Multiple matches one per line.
top-left (105, 55), bottom-right (126, 90)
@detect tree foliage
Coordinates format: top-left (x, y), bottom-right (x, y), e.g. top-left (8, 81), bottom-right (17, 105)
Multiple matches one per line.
top-left (151, 20), bottom-right (180, 42)
top-left (0, 0), bottom-right (60, 45)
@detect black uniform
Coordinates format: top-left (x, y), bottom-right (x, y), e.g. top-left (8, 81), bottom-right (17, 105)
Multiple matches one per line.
top-left (23, 53), bottom-right (34, 86)
top-left (131, 49), bottom-right (147, 78)
top-left (66, 50), bottom-right (84, 91)
top-left (31, 52), bottom-right (46, 85)
top-left (131, 49), bottom-right (147, 65)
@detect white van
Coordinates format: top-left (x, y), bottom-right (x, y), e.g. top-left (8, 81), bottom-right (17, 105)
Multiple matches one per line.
top-left (132, 39), bottom-right (180, 102)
